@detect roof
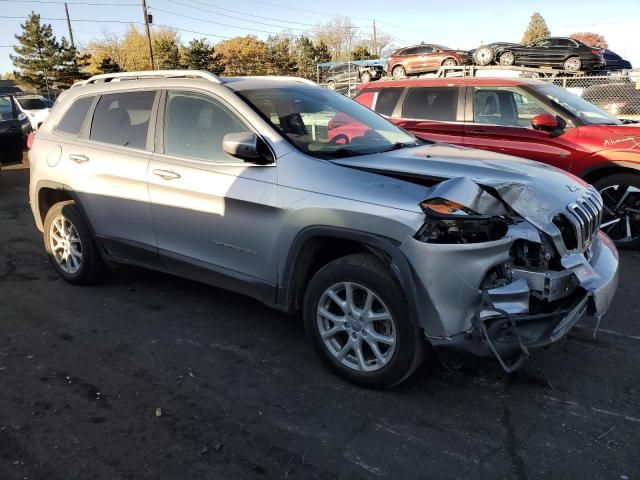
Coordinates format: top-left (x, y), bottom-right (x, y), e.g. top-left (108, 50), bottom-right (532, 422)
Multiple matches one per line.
top-left (317, 59), bottom-right (386, 68)
top-left (357, 76), bottom-right (549, 90)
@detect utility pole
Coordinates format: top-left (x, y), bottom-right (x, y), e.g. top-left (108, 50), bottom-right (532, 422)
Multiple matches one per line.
top-left (64, 3), bottom-right (75, 48)
top-left (372, 19), bottom-right (378, 58)
top-left (141, 0), bottom-right (155, 69)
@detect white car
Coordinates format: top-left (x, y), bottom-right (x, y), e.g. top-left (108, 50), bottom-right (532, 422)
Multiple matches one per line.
top-left (15, 95), bottom-right (53, 130)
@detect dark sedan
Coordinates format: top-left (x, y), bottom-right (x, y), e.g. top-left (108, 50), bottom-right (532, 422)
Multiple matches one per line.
top-left (493, 37), bottom-right (604, 72)
top-left (0, 94), bottom-right (31, 165)
top-left (602, 49), bottom-right (632, 71)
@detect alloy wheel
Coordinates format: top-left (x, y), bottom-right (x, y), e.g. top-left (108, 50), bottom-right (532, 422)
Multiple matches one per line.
top-left (599, 184), bottom-right (640, 244)
top-left (49, 215), bottom-right (83, 274)
top-left (475, 47), bottom-right (493, 65)
top-left (564, 57), bottom-right (582, 72)
top-left (500, 52), bottom-right (515, 66)
top-left (316, 282), bottom-right (396, 372)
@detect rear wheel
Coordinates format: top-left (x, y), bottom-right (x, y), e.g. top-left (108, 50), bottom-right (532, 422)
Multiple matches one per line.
top-left (563, 56), bottom-right (582, 72)
top-left (303, 253), bottom-right (425, 388)
top-left (327, 80), bottom-right (336, 91)
top-left (499, 51), bottom-right (515, 66)
top-left (43, 201), bottom-right (105, 284)
top-left (392, 65), bottom-right (406, 79)
top-left (360, 71), bottom-right (372, 83)
top-left (594, 173), bottom-right (640, 249)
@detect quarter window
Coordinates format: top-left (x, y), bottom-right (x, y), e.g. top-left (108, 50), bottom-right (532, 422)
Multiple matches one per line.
top-left (374, 88), bottom-right (403, 116)
top-left (163, 91), bottom-right (250, 162)
top-left (0, 95), bottom-right (14, 121)
top-left (90, 91), bottom-right (155, 149)
top-left (57, 95), bottom-right (94, 135)
top-left (401, 87), bottom-right (459, 121)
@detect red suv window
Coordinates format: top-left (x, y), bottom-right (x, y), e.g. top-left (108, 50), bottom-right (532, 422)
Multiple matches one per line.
top-left (401, 87), bottom-right (459, 121)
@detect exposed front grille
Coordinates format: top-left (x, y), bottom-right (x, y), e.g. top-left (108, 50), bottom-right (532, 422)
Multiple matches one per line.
top-left (564, 186), bottom-right (603, 251)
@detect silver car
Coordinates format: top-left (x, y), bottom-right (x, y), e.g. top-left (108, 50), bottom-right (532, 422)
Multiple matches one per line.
top-left (28, 70), bottom-right (619, 387)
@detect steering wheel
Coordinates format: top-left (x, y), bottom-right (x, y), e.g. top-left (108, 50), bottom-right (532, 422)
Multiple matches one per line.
top-left (329, 134), bottom-right (350, 145)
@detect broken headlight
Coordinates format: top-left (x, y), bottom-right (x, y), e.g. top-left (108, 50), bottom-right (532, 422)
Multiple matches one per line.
top-left (416, 198), bottom-right (509, 244)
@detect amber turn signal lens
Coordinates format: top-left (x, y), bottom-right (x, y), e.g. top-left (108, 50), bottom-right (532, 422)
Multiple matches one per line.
top-left (420, 199), bottom-right (467, 215)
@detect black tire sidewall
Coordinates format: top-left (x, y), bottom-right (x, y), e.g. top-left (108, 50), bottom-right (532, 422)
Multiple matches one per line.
top-left (392, 66), bottom-right (405, 78)
top-left (43, 201), bottom-right (103, 284)
top-left (593, 173), bottom-right (640, 250)
top-left (303, 254), bottom-right (420, 388)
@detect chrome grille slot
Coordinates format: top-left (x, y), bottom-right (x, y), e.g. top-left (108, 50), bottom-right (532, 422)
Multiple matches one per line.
top-left (564, 187), bottom-right (603, 251)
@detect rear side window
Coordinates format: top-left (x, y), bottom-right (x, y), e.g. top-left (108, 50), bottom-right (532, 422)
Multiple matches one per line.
top-left (90, 90), bottom-right (156, 149)
top-left (401, 87), bottom-right (459, 121)
top-left (17, 98), bottom-right (48, 110)
top-left (0, 96), bottom-right (14, 121)
top-left (374, 88), bottom-right (403, 116)
top-left (57, 96), bottom-right (94, 135)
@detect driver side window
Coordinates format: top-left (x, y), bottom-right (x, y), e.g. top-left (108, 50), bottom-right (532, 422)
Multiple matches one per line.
top-left (474, 88), bottom-right (550, 127)
top-left (163, 91), bottom-right (250, 162)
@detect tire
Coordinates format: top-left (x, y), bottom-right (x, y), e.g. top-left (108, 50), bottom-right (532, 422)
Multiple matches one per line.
top-left (392, 65), bottom-right (406, 79)
top-left (563, 56), bottom-right (582, 72)
top-left (473, 45), bottom-right (495, 66)
top-left (499, 51), bottom-right (515, 66)
top-left (593, 173), bottom-right (640, 250)
top-left (43, 201), bottom-right (105, 284)
top-left (442, 58), bottom-right (458, 67)
top-left (360, 71), bottom-right (372, 83)
top-left (327, 80), bottom-right (336, 90)
top-left (303, 253), bottom-right (425, 388)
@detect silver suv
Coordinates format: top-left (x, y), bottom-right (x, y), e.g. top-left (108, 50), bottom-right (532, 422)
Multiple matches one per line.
top-left (29, 70), bottom-right (619, 387)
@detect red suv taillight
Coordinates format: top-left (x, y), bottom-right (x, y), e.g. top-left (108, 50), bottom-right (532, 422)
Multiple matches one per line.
top-left (27, 131), bottom-right (35, 150)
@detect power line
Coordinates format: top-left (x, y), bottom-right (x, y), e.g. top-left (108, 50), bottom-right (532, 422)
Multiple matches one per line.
top-left (0, 0), bottom-right (138, 5)
top-left (149, 6), bottom-right (300, 34)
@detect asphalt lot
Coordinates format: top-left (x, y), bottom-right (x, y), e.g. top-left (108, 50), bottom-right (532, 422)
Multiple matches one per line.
top-left (1, 160), bottom-right (639, 480)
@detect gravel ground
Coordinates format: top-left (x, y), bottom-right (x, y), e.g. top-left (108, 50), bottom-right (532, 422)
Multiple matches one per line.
top-left (1, 164), bottom-right (639, 480)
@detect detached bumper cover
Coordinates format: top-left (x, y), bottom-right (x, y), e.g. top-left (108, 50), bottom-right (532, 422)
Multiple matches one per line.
top-left (403, 231), bottom-right (619, 371)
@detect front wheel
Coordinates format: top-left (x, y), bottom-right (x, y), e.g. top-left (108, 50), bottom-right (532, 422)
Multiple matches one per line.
top-left (326, 80), bottom-right (336, 91)
top-left (499, 51), bottom-right (515, 66)
top-left (442, 58), bottom-right (458, 67)
top-left (474, 45), bottom-right (495, 66)
top-left (303, 253), bottom-right (425, 388)
top-left (594, 173), bottom-right (640, 249)
top-left (43, 201), bottom-right (105, 284)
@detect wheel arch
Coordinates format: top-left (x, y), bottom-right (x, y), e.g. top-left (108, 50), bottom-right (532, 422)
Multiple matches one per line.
top-left (277, 226), bottom-right (422, 328)
top-left (441, 56), bottom-right (458, 65)
top-left (579, 161), bottom-right (640, 185)
top-left (35, 182), bottom-right (96, 236)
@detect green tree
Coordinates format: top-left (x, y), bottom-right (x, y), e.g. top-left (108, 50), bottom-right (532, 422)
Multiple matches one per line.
top-left (216, 36), bottom-right (269, 76)
top-left (154, 36), bottom-right (180, 70)
top-left (10, 12), bottom-right (60, 91)
top-left (96, 56), bottom-right (122, 74)
top-left (265, 35), bottom-right (297, 75)
top-left (521, 12), bottom-right (551, 45)
top-left (55, 37), bottom-right (87, 89)
top-left (295, 36), bottom-right (330, 80)
top-left (181, 38), bottom-right (223, 73)
top-left (350, 45), bottom-right (371, 61)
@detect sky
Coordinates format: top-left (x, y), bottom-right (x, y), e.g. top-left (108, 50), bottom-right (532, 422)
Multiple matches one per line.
top-left (1, 0), bottom-right (639, 73)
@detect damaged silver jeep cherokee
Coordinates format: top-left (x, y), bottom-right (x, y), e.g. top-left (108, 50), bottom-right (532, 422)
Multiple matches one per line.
top-left (29, 71), bottom-right (619, 388)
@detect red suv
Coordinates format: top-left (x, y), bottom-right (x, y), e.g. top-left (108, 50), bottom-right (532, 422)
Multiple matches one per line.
top-left (350, 77), bottom-right (640, 248)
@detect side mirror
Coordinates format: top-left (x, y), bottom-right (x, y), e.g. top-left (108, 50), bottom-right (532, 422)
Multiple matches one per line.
top-left (532, 113), bottom-right (566, 137)
top-left (222, 132), bottom-right (272, 164)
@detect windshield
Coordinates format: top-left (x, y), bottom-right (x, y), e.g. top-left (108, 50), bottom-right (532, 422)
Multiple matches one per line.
top-left (17, 97), bottom-right (50, 110)
top-left (533, 84), bottom-right (622, 125)
top-left (239, 87), bottom-right (422, 159)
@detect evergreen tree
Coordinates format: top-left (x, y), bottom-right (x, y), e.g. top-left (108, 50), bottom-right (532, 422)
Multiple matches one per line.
top-left (96, 56), bottom-right (122, 74)
top-left (521, 12), bottom-right (551, 45)
top-left (10, 12), bottom-right (60, 91)
top-left (351, 45), bottom-right (371, 61)
top-left (55, 37), bottom-right (87, 89)
top-left (295, 36), bottom-right (330, 80)
top-left (181, 38), bottom-right (223, 74)
top-left (266, 35), bottom-right (297, 76)
top-left (154, 36), bottom-right (180, 70)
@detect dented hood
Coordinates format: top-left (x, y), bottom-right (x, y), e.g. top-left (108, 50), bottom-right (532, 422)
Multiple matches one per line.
top-left (332, 143), bottom-right (591, 233)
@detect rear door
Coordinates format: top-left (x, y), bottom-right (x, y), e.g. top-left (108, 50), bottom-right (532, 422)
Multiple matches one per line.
top-left (462, 86), bottom-right (574, 169)
top-left (391, 85), bottom-right (465, 144)
top-left (59, 89), bottom-right (160, 264)
top-left (147, 89), bottom-right (278, 289)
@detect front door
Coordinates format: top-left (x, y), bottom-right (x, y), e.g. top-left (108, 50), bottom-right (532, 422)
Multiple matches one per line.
top-left (147, 90), bottom-right (279, 291)
top-left (392, 86), bottom-right (465, 144)
top-left (462, 86), bottom-right (575, 170)
top-left (0, 95), bottom-right (22, 163)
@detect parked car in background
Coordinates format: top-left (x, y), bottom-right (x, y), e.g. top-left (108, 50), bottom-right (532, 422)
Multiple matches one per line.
top-left (355, 77), bottom-right (640, 248)
top-left (602, 49), bottom-right (632, 72)
top-left (325, 62), bottom-right (384, 90)
top-left (386, 44), bottom-right (471, 79)
top-left (0, 94), bottom-right (31, 165)
top-left (486, 37), bottom-right (605, 72)
top-left (15, 94), bottom-right (53, 130)
top-left (28, 70), bottom-right (618, 386)
top-left (470, 42), bottom-right (521, 66)
top-left (582, 82), bottom-right (640, 117)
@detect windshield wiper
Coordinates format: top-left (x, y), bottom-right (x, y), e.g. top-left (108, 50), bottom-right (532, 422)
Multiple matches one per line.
top-left (376, 141), bottom-right (422, 154)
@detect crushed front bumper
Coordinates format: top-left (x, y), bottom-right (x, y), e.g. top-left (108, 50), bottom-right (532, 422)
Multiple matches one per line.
top-left (401, 231), bottom-right (619, 371)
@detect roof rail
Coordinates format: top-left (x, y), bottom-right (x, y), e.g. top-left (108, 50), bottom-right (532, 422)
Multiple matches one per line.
top-left (235, 75), bottom-right (317, 86)
top-left (83, 70), bottom-right (223, 85)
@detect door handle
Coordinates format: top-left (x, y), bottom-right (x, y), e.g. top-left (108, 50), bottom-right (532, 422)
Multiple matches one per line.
top-left (153, 169), bottom-right (181, 180)
top-left (470, 129), bottom-right (489, 135)
top-left (69, 153), bottom-right (90, 164)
